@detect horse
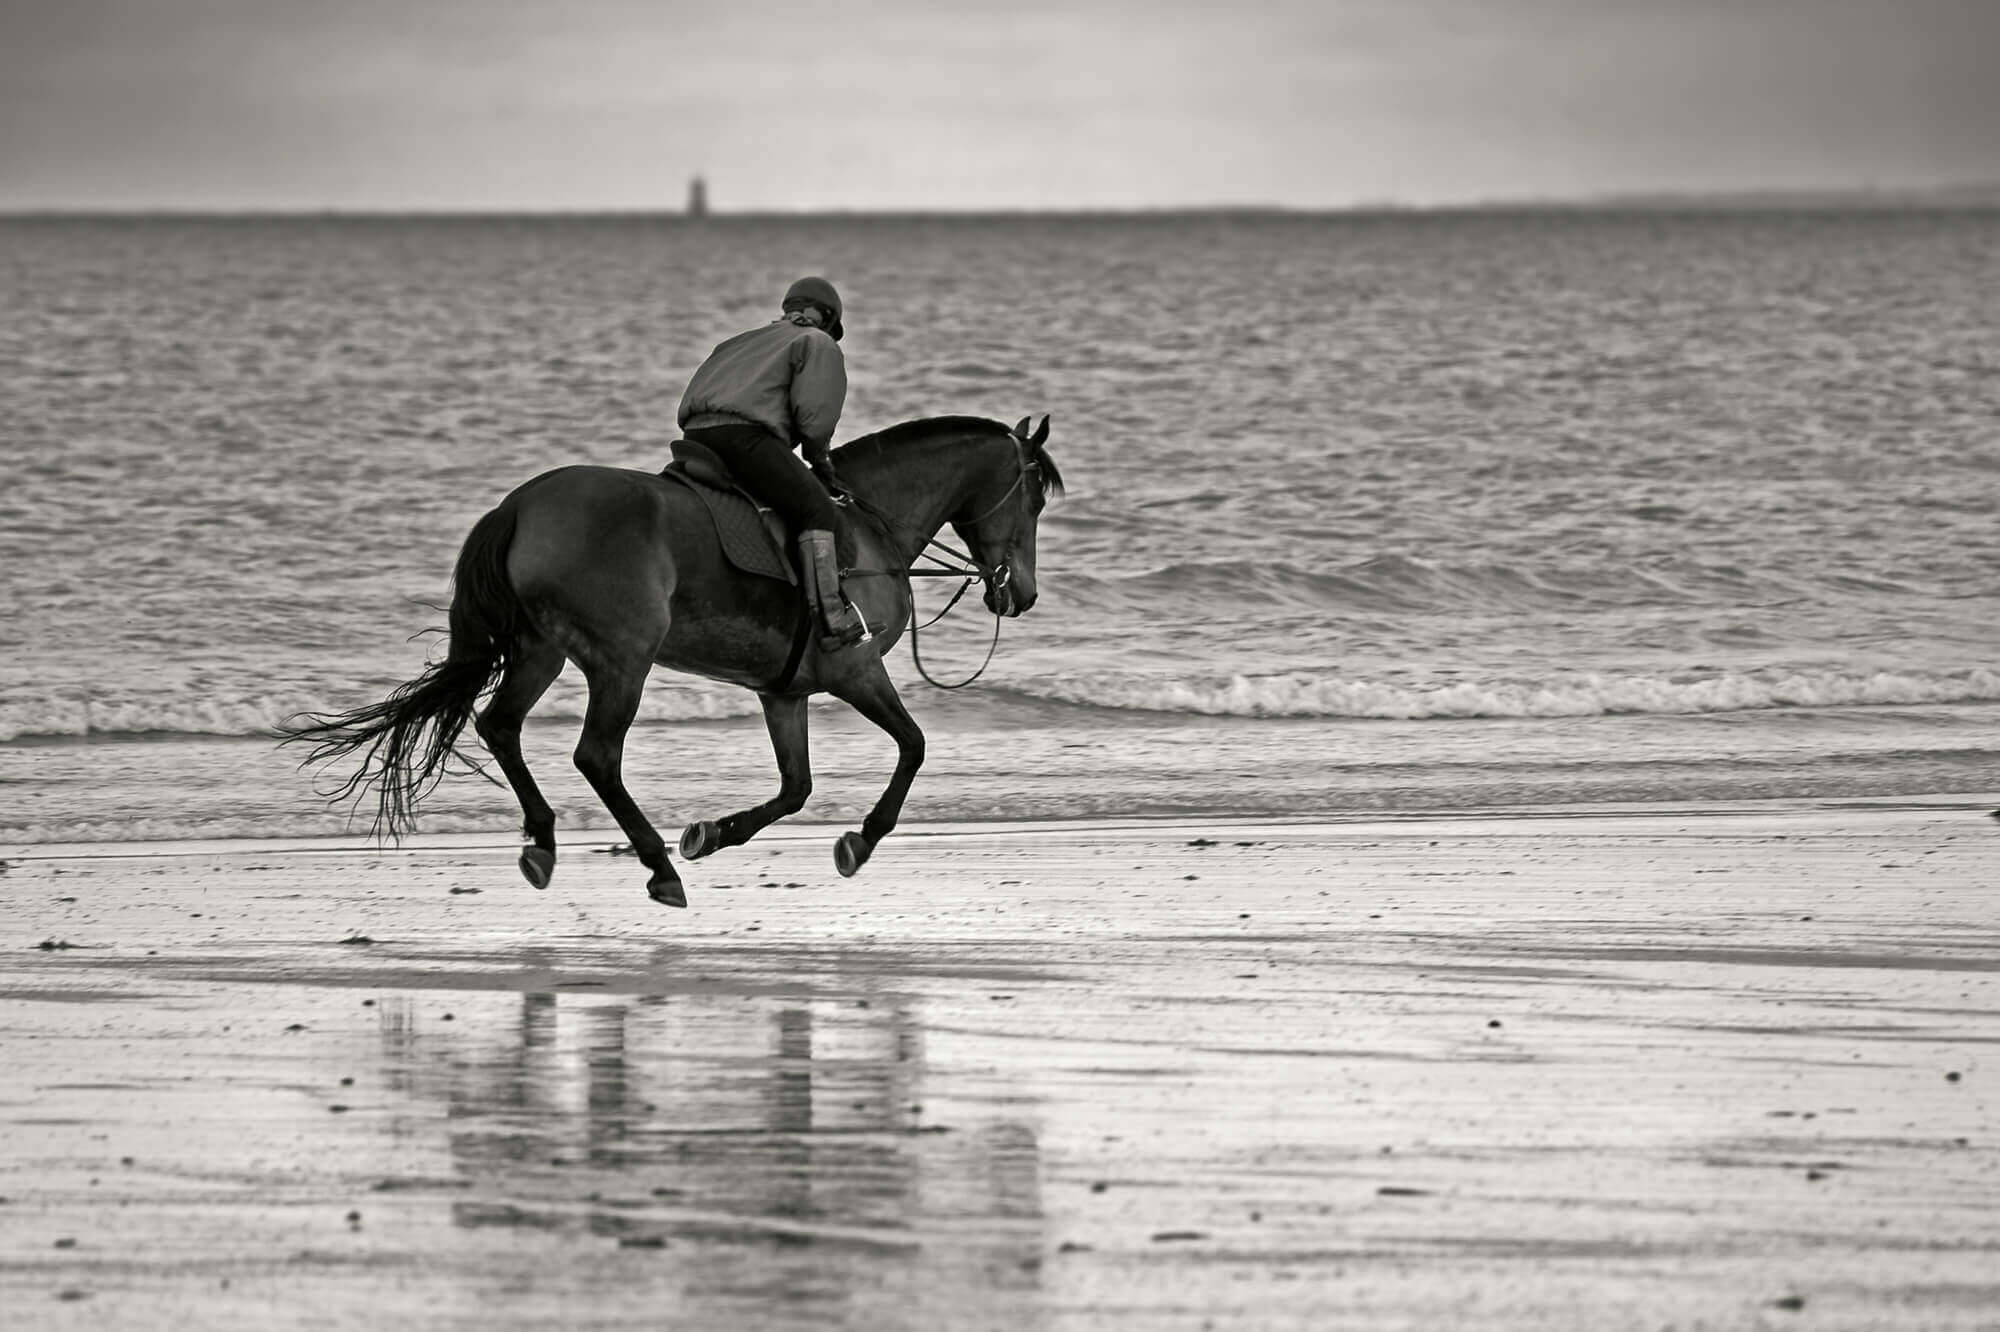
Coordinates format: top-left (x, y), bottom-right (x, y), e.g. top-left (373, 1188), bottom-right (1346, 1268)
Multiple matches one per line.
top-left (284, 414), bottom-right (1060, 909)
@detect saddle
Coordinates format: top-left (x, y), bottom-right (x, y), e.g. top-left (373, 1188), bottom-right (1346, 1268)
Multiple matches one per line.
top-left (660, 440), bottom-right (797, 585)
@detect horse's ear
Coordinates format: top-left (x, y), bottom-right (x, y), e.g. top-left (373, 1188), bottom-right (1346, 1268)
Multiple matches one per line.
top-left (1031, 415), bottom-right (1050, 446)
top-left (1013, 416), bottom-right (1032, 439)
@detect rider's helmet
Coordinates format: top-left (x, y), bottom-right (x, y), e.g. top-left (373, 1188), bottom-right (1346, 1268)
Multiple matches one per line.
top-left (782, 276), bottom-right (844, 342)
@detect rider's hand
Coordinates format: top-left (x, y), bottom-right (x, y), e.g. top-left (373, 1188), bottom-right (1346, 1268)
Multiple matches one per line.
top-left (811, 460), bottom-right (847, 499)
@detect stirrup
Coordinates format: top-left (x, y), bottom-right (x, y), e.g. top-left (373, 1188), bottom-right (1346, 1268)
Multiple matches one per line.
top-left (821, 603), bottom-right (869, 649)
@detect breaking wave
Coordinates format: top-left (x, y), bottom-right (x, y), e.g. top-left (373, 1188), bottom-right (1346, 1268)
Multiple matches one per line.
top-left (7, 666), bottom-right (2000, 745)
top-left (1001, 667), bottom-right (2000, 720)
top-left (0, 680), bottom-right (765, 744)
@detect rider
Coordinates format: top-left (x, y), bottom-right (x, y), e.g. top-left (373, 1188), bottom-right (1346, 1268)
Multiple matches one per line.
top-left (677, 276), bottom-right (868, 649)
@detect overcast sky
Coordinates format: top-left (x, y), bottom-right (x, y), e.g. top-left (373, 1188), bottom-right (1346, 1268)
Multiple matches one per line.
top-left (2, 0), bottom-right (1995, 211)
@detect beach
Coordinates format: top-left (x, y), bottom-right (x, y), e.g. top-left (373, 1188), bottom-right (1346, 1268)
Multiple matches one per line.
top-left (5, 803), bottom-right (1997, 1330)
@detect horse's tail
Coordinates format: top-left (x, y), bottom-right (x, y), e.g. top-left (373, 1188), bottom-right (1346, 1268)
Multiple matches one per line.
top-left (281, 499), bottom-right (526, 840)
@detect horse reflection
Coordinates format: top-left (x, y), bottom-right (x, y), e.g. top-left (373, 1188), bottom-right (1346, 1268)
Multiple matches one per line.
top-left (377, 984), bottom-right (1047, 1319)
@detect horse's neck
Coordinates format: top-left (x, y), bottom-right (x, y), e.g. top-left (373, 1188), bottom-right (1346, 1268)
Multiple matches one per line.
top-left (842, 438), bottom-right (989, 565)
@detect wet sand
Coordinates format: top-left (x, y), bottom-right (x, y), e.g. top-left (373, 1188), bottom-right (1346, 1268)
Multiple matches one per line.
top-left (3, 802), bottom-right (1998, 1329)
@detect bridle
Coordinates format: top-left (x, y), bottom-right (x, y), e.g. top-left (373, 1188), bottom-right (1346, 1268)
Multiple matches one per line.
top-left (920, 452), bottom-right (1035, 593)
top-left (844, 444), bottom-right (1041, 689)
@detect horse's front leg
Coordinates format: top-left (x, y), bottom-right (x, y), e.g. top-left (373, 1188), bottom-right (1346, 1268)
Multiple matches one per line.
top-left (573, 661), bottom-right (684, 907)
top-left (824, 660), bottom-right (925, 877)
top-left (680, 692), bottom-right (811, 860)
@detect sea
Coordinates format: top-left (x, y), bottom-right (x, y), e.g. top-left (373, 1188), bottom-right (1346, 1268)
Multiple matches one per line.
top-left (3, 210), bottom-right (1997, 846)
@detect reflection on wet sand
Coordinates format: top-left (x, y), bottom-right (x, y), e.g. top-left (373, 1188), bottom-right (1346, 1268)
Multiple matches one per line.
top-left (373, 965), bottom-right (1047, 1325)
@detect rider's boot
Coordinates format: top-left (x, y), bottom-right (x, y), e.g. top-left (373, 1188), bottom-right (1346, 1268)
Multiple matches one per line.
top-left (799, 529), bottom-right (868, 650)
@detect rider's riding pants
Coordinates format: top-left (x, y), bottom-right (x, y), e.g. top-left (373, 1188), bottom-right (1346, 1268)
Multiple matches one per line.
top-left (682, 423), bottom-right (839, 532)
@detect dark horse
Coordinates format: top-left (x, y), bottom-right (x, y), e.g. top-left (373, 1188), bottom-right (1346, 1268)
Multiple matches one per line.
top-left (286, 415), bottom-right (1060, 908)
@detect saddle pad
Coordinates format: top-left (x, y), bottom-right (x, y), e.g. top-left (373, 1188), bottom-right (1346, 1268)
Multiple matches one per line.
top-left (660, 467), bottom-right (796, 585)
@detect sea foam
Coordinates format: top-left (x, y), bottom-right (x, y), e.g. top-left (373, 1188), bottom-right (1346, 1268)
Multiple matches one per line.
top-left (1010, 667), bottom-right (2000, 720)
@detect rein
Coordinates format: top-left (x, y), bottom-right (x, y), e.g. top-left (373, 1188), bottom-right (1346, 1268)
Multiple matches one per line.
top-left (910, 593), bottom-right (1002, 689)
top-left (847, 508), bottom-right (1006, 689)
top-left (901, 539), bottom-right (1006, 689)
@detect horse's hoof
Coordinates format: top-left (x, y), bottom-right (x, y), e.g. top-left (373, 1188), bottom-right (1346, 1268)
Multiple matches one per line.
top-left (833, 832), bottom-right (871, 878)
top-left (647, 873), bottom-right (687, 909)
top-left (679, 820), bottom-right (722, 860)
top-left (518, 846), bottom-right (556, 890)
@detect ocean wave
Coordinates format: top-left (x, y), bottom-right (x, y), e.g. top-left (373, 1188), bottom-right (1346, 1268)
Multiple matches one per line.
top-left (1004, 667), bottom-right (2000, 719)
top-left (932, 361), bottom-right (1026, 380)
top-left (0, 696), bottom-right (307, 744)
top-left (1072, 554), bottom-right (1810, 615)
top-left (0, 809), bottom-right (549, 847)
top-left (0, 682), bottom-right (765, 744)
top-left (9, 663), bottom-right (1999, 744)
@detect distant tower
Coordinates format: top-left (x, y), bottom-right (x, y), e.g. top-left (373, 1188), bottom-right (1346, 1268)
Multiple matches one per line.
top-left (686, 175), bottom-right (709, 218)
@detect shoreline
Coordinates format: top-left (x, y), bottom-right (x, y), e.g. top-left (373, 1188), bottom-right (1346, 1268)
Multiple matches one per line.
top-left (9, 698), bottom-right (2000, 851)
top-left (7, 790), bottom-right (1997, 864)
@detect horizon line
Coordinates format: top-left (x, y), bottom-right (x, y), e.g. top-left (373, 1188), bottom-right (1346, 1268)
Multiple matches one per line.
top-left (6, 204), bottom-right (1998, 223)
top-left (4, 180), bottom-right (1997, 222)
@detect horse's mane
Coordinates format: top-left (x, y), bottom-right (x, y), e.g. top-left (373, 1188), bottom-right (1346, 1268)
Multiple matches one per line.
top-left (838, 415), bottom-right (1063, 500)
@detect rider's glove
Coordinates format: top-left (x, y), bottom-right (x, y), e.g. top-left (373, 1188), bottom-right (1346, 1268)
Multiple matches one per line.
top-left (807, 452), bottom-right (847, 499)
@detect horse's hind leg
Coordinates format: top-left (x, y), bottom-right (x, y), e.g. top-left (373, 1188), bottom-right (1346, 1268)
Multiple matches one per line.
top-left (573, 660), bottom-right (685, 907)
top-left (825, 661), bottom-right (926, 877)
top-left (473, 633), bottom-right (566, 890)
top-left (681, 692), bottom-right (811, 860)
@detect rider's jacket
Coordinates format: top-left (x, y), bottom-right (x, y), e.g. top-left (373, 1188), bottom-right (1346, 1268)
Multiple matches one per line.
top-left (677, 315), bottom-right (846, 452)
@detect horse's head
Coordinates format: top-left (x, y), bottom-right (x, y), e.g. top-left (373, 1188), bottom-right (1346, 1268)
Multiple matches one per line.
top-left (949, 415), bottom-right (1061, 616)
